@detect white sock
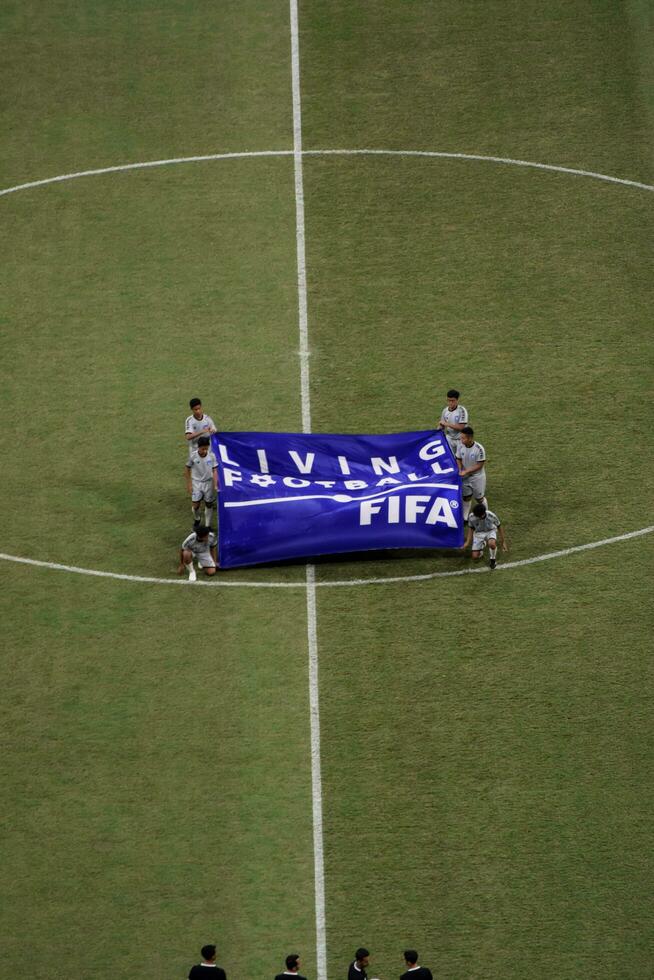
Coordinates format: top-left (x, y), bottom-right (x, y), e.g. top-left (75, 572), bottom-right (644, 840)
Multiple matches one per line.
top-left (463, 499), bottom-right (472, 521)
top-left (184, 562), bottom-right (196, 581)
top-left (192, 506), bottom-right (199, 521)
top-left (480, 497), bottom-right (488, 508)
top-left (489, 544), bottom-right (497, 561)
top-left (204, 506), bottom-right (213, 527)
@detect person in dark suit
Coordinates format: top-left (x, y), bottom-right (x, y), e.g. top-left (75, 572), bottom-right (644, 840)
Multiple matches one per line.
top-left (400, 949), bottom-right (432, 980)
top-left (188, 944), bottom-right (227, 979)
top-left (275, 952), bottom-right (307, 979)
top-left (348, 948), bottom-right (370, 979)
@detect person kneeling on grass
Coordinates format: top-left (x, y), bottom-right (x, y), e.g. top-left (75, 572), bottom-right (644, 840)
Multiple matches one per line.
top-left (178, 525), bottom-right (218, 581)
top-left (462, 502), bottom-right (508, 570)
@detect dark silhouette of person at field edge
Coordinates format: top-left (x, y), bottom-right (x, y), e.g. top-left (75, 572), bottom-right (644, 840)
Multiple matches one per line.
top-left (275, 952), bottom-right (307, 979)
top-left (188, 944), bottom-right (227, 979)
top-left (348, 947), bottom-right (370, 979)
top-left (400, 949), bottom-right (433, 980)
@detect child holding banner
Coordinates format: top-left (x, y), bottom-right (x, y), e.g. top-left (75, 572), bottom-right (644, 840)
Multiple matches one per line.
top-left (178, 526), bottom-right (218, 581)
top-left (184, 397), bottom-right (216, 458)
top-left (456, 425), bottom-right (488, 522)
top-left (438, 388), bottom-right (469, 455)
top-left (462, 502), bottom-right (508, 569)
top-left (185, 436), bottom-right (218, 529)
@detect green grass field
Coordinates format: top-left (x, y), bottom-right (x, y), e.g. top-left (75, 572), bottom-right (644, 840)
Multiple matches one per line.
top-left (1, 2), bottom-right (653, 978)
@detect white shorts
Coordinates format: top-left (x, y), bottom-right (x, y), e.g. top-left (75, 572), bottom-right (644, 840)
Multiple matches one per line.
top-left (472, 530), bottom-right (497, 552)
top-left (463, 472), bottom-right (486, 500)
top-left (195, 551), bottom-right (216, 569)
top-left (191, 483), bottom-right (216, 504)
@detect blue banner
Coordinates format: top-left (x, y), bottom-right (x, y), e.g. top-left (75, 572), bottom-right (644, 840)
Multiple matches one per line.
top-left (211, 430), bottom-right (463, 568)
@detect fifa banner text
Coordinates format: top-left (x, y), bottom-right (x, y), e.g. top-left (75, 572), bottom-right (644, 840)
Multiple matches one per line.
top-left (212, 430), bottom-right (463, 568)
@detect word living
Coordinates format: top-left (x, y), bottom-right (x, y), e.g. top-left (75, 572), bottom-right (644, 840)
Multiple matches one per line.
top-left (217, 438), bottom-right (455, 490)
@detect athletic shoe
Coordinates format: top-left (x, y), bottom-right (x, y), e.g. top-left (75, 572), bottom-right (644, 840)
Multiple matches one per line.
top-left (489, 556), bottom-right (497, 570)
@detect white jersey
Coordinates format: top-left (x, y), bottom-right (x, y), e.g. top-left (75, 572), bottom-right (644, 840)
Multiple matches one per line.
top-left (185, 413), bottom-right (216, 455)
top-left (457, 440), bottom-right (486, 471)
top-left (186, 450), bottom-right (218, 486)
top-left (440, 404), bottom-right (468, 443)
top-left (182, 531), bottom-right (217, 556)
top-left (469, 509), bottom-right (501, 534)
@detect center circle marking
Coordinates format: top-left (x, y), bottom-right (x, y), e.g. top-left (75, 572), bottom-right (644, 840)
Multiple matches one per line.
top-left (1, 149), bottom-right (652, 588)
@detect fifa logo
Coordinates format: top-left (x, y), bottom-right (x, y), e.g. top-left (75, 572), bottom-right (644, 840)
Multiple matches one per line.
top-left (359, 494), bottom-right (458, 527)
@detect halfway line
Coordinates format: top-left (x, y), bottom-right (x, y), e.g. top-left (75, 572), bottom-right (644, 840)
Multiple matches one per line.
top-left (289, 3), bottom-right (328, 980)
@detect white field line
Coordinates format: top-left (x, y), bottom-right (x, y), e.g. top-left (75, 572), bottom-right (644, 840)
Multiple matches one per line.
top-left (304, 562), bottom-right (327, 978)
top-left (289, 3), bottom-right (327, 979)
top-left (0, 151), bottom-right (293, 197)
top-left (1, 149), bottom-right (653, 199)
top-left (290, 38), bottom-right (312, 436)
top-left (1, 526), bottom-right (652, 588)
top-left (303, 149), bottom-right (654, 192)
